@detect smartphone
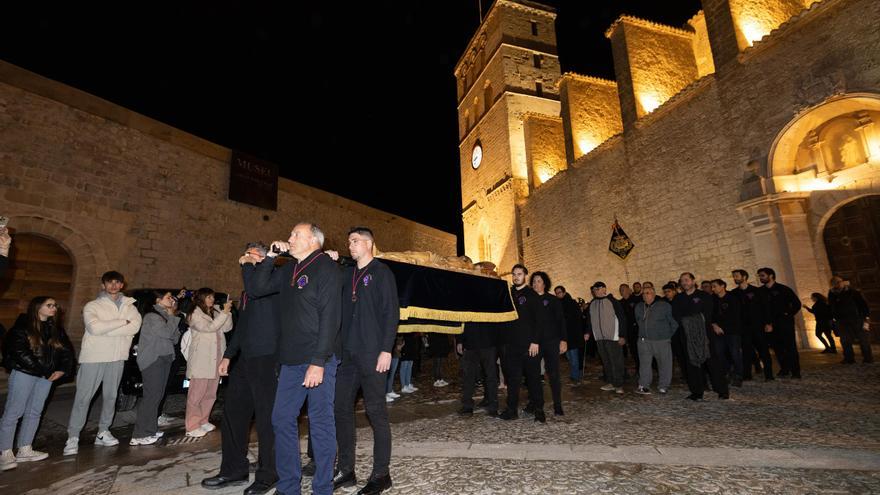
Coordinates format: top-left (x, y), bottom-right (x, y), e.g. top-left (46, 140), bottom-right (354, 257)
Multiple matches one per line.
top-left (0, 216), bottom-right (8, 229)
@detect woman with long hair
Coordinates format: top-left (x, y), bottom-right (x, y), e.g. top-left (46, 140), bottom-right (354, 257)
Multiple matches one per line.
top-left (530, 271), bottom-right (567, 418)
top-left (0, 297), bottom-right (75, 470)
top-left (184, 288), bottom-right (232, 437)
top-left (806, 292), bottom-right (836, 354)
top-left (130, 291), bottom-right (181, 445)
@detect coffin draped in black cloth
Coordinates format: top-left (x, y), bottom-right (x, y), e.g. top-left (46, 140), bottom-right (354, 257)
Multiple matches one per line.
top-left (381, 259), bottom-right (517, 334)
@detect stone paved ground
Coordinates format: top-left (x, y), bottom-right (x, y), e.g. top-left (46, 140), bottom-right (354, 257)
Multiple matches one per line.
top-left (3, 348), bottom-right (880, 494)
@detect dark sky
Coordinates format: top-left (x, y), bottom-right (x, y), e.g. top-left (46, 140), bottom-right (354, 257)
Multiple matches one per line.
top-left (1, 1), bottom-right (700, 252)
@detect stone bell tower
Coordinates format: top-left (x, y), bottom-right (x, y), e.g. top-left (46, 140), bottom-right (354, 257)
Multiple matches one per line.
top-left (455, 0), bottom-right (561, 273)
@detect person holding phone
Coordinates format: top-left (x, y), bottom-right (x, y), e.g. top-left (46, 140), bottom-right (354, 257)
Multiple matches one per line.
top-left (184, 288), bottom-right (233, 437)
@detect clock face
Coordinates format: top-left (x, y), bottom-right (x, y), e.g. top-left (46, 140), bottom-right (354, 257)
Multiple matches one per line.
top-left (472, 141), bottom-right (483, 170)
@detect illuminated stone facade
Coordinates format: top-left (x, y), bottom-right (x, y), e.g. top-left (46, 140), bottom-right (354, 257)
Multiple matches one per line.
top-left (458, 0), bottom-right (880, 346)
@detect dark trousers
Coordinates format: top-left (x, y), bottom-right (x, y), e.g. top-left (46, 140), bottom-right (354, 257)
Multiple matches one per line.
top-left (839, 319), bottom-right (874, 363)
top-left (460, 346), bottom-right (498, 411)
top-left (816, 321), bottom-right (836, 351)
top-left (539, 340), bottom-right (562, 410)
top-left (684, 341), bottom-right (729, 398)
top-left (335, 354), bottom-right (392, 478)
top-left (133, 355), bottom-right (173, 438)
top-left (219, 355), bottom-right (278, 484)
top-left (596, 340), bottom-right (625, 388)
top-left (626, 329), bottom-right (640, 370)
top-left (771, 321), bottom-right (800, 377)
top-left (272, 359), bottom-right (338, 495)
top-left (742, 325), bottom-right (774, 379)
top-left (501, 344), bottom-right (543, 413)
top-left (671, 329), bottom-right (688, 379)
top-left (712, 333), bottom-right (743, 379)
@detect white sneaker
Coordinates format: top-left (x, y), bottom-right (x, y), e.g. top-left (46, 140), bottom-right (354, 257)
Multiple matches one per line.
top-left (129, 436), bottom-right (159, 446)
top-left (615, 387), bottom-right (625, 395)
top-left (94, 431), bottom-right (119, 447)
top-left (63, 437), bottom-right (79, 456)
top-left (387, 391), bottom-right (401, 399)
top-left (433, 379), bottom-right (449, 388)
top-left (152, 431), bottom-right (165, 439)
top-left (600, 384), bottom-right (615, 391)
top-left (635, 386), bottom-right (652, 395)
top-left (0, 450), bottom-right (17, 471)
top-left (200, 422), bottom-right (216, 432)
top-left (157, 414), bottom-right (174, 427)
top-left (659, 388), bottom-right (668, 395)
top-left (401, 385), bottom-right (416, 394)
top-left (186, 428), bottom-right (207, 438)
top-left (385, 393), bottom-right (395, 403)
top-left (15, 446), bottom-right (48, 462)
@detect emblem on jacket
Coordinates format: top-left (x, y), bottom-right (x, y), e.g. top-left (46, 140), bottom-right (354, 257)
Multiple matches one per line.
top-left (296, 275), bottom-right (309, 289)
top-left (363, 274), bottom-right (372, 287)
top-left (543, 299), bottom-right (550, 307)
top-left (518, 296), bottom-right (527, 305)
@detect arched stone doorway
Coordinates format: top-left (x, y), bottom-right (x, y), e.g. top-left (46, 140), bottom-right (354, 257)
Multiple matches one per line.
top-left (822, 195), bottom-right (880, 339)
top-left (738, 93), bottom-right (880, 348)
top-left (0, 234), bottom-right (74, 330)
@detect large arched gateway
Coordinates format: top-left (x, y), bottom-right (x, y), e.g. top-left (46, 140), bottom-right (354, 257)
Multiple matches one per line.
top-left (738, 93), bottom-right (880, 347)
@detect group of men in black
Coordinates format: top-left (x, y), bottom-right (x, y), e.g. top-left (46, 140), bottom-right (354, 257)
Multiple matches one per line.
top-left (202, 223), bottom-right (398, 495)
top-left (199, 220), bottom-right (873, 495)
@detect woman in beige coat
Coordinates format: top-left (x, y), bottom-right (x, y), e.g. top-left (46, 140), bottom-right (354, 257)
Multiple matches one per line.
top-left (184, 288), bottom-right (232, 437)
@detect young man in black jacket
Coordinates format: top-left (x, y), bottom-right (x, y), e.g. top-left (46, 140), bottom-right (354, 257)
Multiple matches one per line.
top-left (202, 242), bottom-right (281, 495)
top-left (250, 223), bottom-right (341, 495)
top-left (758, 268), bottom-right (803, 378)
top-left (499, 264), bottom-right (545, 423)
top-left (828, 276), bottom-right (873, 364)
top-left (331, 227), bottom-right (399, 495)
top-left (672, 273), bottom-right (729, 401)
top-left (710, 279), bottom-right (743, 387)
top-left (555, 286), bottom-right (585, 383)
top-left (731, 269), bottom-right (774, 381)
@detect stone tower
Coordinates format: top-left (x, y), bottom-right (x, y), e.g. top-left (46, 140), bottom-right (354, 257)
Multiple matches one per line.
top-left (455, 0), bottom-right (561, 273)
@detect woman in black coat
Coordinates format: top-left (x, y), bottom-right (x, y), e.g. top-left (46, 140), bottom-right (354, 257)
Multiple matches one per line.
top-left (399, 332), bottom-right (421, 393)
top-left (1, 296), bottom-right (75, 468)
top-left (427, 333), bottom-right (452, 387)
top-left (806, 293), bottom-right (836, 353)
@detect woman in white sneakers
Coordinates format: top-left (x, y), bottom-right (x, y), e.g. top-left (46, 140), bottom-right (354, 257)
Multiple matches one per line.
top-left (184, 288), bottom-right (232, 437)
top-left (1, 297), bottom-right (75, 470)
top-left (130, 291), bottom-right (181, 446)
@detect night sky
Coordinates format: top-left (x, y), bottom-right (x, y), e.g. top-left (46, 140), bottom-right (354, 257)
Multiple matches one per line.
top-left (1, 1), bottom-right (700, 252)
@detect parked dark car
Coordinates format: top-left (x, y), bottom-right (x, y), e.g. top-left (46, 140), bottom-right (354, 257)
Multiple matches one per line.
top-left (116, 288), bottom-right (234, 411)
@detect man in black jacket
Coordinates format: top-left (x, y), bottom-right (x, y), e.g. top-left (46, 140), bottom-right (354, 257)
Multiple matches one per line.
top-left (332, 227), bottom-right (399, 495)
top-left (499, 264), bottom-right (544, 423)
top-left (672, 273), bottom-right (728, 401)
top-left (202, 242), bottom-right (281, 495)
top-left (758, 268), bottom-right (802, 378)
top-left (828, 276), bottom-right (873, 364)
top-left (710, 279), bottom-right (743, 387)
top-left (250, 223), bottom-right (341, 495)
top-left (731, 269), bottom-right (774, 381)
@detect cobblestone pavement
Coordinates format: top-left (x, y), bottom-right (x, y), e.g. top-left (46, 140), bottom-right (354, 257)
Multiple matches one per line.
top-left (3, 348), bottom-right (879, 494)
top-left (384, 350), bottom-right (880, 451)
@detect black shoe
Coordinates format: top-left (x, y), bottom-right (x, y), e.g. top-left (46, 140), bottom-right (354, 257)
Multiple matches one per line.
top-left (686, 394), bottom-right (705, 402)
top-left (841, 359), bottom-right (856, 364)
top-left (457, 407), bottom-right (473, 417)
top-left (477, 398), bottom-right (489, 408)
top-left (201, 474), bottom-right (249, 490)
top-left (356, 474), bottom-right (392, 495)
top-left (485, 409), bottom-right (498, 417)
top-left (778, 370), bottom-right (791, 377)
top-left (244, 480), bottom-right (276, 495)
top-left (554, 406), bottom-right (564, 416)
top-left (534, 410), bottom-right (546, 423)
top-left (765, 375), bottom-right (775, 381)
top-left (718, 394), bottom-right (730, 400)
top-left (301, 459), bottom-right (316, 477)
top-left (333, 471), bottom-right (357, 490)
top-left (498, 409), bottom-right (518, 420)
